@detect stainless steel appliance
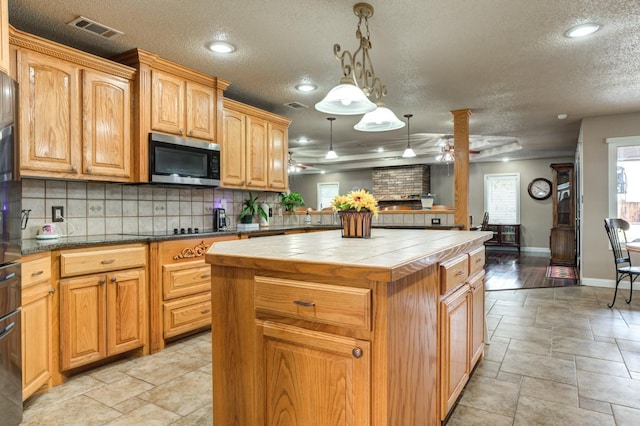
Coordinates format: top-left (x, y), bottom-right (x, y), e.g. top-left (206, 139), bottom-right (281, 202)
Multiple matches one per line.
top-left (213, 208), bottom-right (227, 231)
top-left (0, 70), bottom-right (22, 425)
top-left (149, 132), bottom-right (220, 186)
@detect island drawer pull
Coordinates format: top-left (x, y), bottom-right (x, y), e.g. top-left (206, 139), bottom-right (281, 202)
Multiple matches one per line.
top-left (32, 270), bottom-right (44, 276)
top-left (201, 309), bottom-right (211, 314)
top-left (293, 300), bottom-right (316, 307)
top-left (101, 259), bottom-right (116, 264)
top-left (455, 270), bottom-right (464, 276)
top-left (200, 274), bottom-right (210, 279)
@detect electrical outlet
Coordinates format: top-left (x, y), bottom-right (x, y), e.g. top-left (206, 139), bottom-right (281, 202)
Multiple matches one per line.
top-left (431, 218), bottom-right (441, 225)
top-left (52, 206), bottom-right (64, 222)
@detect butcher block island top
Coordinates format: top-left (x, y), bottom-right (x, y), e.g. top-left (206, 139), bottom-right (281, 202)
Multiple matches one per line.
top-left (205, 229), bottom-right (492, 426)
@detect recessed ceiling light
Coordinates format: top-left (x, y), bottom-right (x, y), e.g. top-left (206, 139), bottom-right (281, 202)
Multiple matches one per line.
top-left (377, 147), bottom-right (384, 153)
top-left (297, 137), bottom-right (309, 143)
top-left (295, 83), bottom-right (317, 92)
top-left (208, 41), bottom-right (235, 54)
top-left (564, 23), bottom-right (600, 38)
top-left (557, 113), bottom-right (568, 120)
top-left (502, 157), bottom-right (510, 162)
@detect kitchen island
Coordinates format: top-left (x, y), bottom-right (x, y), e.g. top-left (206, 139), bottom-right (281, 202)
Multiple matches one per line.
top-left (205, 229), bottom-right (492, 425)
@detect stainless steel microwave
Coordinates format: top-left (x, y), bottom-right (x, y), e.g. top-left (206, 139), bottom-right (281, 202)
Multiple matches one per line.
top-left (149, 133), bottom-right (220, 186)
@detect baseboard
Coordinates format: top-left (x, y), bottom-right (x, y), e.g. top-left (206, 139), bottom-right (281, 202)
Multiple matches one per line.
top-left (580, 277), bottom-right (624, 289)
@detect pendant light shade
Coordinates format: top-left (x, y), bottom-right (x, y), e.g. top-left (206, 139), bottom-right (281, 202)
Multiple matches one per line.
top-left (402, 114), bottom-right (416, 158)
top-left (354, 102), bottom-right (406, 132)
top-left (325, 117), bottom-right (338, 159)
top-left (315, 77), bottom-right (377, 115)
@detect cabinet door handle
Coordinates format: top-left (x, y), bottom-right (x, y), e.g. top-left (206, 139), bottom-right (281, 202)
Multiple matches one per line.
top-left (179, 128), bottom-right (184, 135)
top-left (352, 347), bottom-right (363, 358)
top-left (32, 270), bottom-right (44, 276)
top-left (71, 166), bottom-right (78, 173)
top-left (111, 276), bottom-right (117, 283)
top-left (101, 259), bottom-right (115, 264)
top-left (87, 166), bottom-right (92, 173)
top-left (293, 300), bottom-right (315, 307)
top-left (99, 278), bottom-right (106, 285)
top-left (200, 274), bottom-right (210, 279)
top-left (188, 130), bottom-right (193, 136)
top-left (201, 309), bottom-right (211, 314)
top-left (48, 288), bottom-right (56, 294)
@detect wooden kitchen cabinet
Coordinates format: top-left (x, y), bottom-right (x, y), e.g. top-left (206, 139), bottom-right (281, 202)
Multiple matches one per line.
top-left (21, 252), bottom-right (54, 400)
top-left (59, 244), bottom-right (147, 370)
top-left (0, 0), bottom-right (9, 74)
top-left (221, 98), bottom-right (290, 191)
top-left (10, 27), bottom-right (135, 181)
top-left (112, 48), bottom-right (230, 182)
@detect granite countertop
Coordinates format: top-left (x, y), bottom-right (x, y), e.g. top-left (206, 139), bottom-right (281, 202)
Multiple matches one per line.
top-left (20, 223), bottom-right (464, 255)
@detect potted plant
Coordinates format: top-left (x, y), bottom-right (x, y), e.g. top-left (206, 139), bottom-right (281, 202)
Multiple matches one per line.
top-left (239, 192), bottom-right (268, 223)
top-left (279, 191), bottom-right (305, 212)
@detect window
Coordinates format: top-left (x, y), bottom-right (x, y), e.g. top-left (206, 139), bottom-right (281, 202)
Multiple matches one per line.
top-left (317, 182), bottom-right (340, 210)
top-left (484, 173), bottom-right (520, 224)
top-left (606, 136), bottom-right (640, 241)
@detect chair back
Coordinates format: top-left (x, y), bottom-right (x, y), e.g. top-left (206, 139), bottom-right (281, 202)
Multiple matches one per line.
top-left (604, 218), bottom-right (632, 266)
top-left (481, 212), bottom-right (490, 231)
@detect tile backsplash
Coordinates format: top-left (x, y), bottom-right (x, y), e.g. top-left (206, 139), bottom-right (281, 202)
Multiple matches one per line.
top-left (21, 179), bottom-right (285, 239)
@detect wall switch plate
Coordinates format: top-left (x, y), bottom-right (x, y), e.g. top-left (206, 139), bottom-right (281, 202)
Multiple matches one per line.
top-left (431, 218), bottom-right (441, 225)
top-left (52, 206), bottom-right (64, 222)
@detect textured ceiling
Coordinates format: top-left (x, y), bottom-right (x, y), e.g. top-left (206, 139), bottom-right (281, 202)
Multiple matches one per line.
top-left (8, 0), bottom-right (640, 172)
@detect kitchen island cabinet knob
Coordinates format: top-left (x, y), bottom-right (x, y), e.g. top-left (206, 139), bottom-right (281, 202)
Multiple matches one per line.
top-left (352, 347), bottom-right (363, 358)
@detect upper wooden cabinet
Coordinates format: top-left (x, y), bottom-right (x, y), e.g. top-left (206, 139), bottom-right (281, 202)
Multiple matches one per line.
top-left (112, 48), bottom-right (230, 182)
top-left (0, 0), bottom-right (9, 74)
top-left (9, 27), bottom-right (135, 181)
top-left (222, 98), bottom-right (290, 192)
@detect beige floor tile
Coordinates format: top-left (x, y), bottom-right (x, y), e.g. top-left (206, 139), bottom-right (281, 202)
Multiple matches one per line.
top-left (488, 304), bottom-right (538, 318)
top-left (513, 395), bottom-right (615, 426)
top-left (84, 375), bottom-right (155, 407)
top-left (104, 403), bottom-right (181, 425)
top-left (535, 311), bottom-right (591, 329)
top-left (579, 397), bottom-right (612, 415)
top-left (499, 315), bottom-right (537, 327)
top-left (483, 340), bottom-right (508, 362)
top-left (577, 370), bottom-right (640, 409)
top-left (138, 370), bottom-right (212, 417)
top-left (575, 355), bottom-right (631, 378)
top-left (617, 338), bottom-right (640, 352)
top-left (123, 351), bottom-right (208, 386)
top-left (507, 338), bottom-right (551, 356)
top-left (551, 325), bottom-right (594, 340)
top-left (171, 404), bottom-right (213, 426)
top-left (501, 351), bottom-right (577, 385)
top-left (457, 375), bottom-right (521, 417)
top-left (620, 350), bottom-right (640, 372)
top-left (611, 404), bottom-right (640, 425)
top-left (446, 405), bottom-right (513, 426)
top-left (553, 336), bottom-right (623, 361)
top-left (473, 359), bottom-right (501, 378)
top-left (519, 376), bottom-right (578, 407)
top-left (493, 322), bottom-right (552, 343)
top-left (591, 323), bottom-right (640, 341)
top-left (21, 395), bottom-right (121, 426)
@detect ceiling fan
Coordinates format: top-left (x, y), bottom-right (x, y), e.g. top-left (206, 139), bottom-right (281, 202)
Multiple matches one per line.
top-left (287, 151), bottom-right (311, 173)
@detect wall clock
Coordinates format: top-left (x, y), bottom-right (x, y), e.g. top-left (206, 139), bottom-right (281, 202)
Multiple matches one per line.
top-left (527, 177), bottom-right (552, 200)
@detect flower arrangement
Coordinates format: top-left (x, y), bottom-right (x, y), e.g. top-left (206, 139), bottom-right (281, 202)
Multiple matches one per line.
top-left (331, 189), bottom-right (379, 218)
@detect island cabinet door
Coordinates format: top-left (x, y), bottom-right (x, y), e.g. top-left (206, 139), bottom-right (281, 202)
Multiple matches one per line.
top-left (256, 321), bottom-right (371, 426)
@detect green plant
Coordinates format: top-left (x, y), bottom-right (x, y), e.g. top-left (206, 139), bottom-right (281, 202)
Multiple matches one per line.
top-left (239, 192), bottom-right (268, 223)
top-left (279, 192), bottom-right (305, 212)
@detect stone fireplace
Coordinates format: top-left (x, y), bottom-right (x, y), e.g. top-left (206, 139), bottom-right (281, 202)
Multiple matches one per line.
top-left (372, 165), bottom-right (431, 209)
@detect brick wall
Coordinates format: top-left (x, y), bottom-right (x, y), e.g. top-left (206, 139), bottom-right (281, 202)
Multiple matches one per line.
top-left (372, 165), bottom-right (431, 200)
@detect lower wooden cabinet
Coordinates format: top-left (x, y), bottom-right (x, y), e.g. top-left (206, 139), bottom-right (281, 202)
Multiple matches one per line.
top-left (21, 252), bottom-right (53, 400)
top-left (470, 271), bottom-right (486, 366)
top-left (440, 284), bottom-right (471, 419)
top-left (60, 268), bottom-right (145, 370)
top-left (163, 293), bottom-right (211, 339)
top-left (256, 321), bottom-right (370, 426)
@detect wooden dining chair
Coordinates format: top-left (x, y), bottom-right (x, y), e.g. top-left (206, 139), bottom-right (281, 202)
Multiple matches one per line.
top-left (604, 218), bottom-right (640, 307)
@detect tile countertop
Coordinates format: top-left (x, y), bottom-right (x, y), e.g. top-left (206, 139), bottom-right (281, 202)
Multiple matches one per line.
top-left (20, 223), bottom-right (464, 255)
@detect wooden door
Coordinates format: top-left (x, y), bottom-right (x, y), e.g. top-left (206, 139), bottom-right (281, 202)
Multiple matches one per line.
top-left (21, 281), bottom-right (53, 399)
top-left (82, 69), bottom-right (132, 180)
top-left (469, 272), bottom-right (485, 367)
top-left (60, 274), bottom-right (106, 370)
top-left (151, 70), bottom-right (185, 136)
top-left (246, 115), bottom-right (268, 189)
top-left (268, 122), bottom-right (288, 191)
top-left (257, 321), bottom-right (370, 426)
top-left (18, 49), bottom-right (81, 176)
top-left (185, 81), bottom-right (215, 140)
top-left (106, 268), bottom-right (145, 356)
top-left (440, 284), bottom-right (470, 420)
top-left (221, 108), bottom-right (246, 187)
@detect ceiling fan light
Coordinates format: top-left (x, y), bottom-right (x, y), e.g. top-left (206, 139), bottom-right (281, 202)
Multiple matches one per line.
top-left (402, 147), bottom-right (416, 158)
top-left (315, 78), bottom-right (376, 115)
top-left (354, 103), bottom-right (406, 132)
top-left (326, 149), bottom-right (338, 159)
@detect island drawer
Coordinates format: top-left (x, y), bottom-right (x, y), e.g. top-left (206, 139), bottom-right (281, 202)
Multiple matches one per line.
top-left (163, 261), bottom-right (211, 300)
top-left (254, 276), bottom-right (371, 330)
top-left (468, 246), bottom-right (486, 277)
top-left (22, 252), bottom-right (51, 288)
top-left (163, 293), bottom-right (212, 338)
top-left (60, 245), bottom-right (147, 277)
top-left (440, 254), bottom-right (469, 295)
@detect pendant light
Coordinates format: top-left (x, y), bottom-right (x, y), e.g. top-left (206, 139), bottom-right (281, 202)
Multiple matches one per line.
top-left (402, 114), bottom-right (416, 158)
top-left (325, 117), bottom-right (338, 159)
top-left (354, 101), bottom-right (405, 132)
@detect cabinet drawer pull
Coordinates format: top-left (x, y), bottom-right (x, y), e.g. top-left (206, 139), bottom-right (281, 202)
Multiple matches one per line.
top-left (475, 258), bottom-right (482, 263)
top-left (200, 274), bottom-right (210, 279)
top-left (455, 270), bottom-right (464, 276)
top-left (352, 347), bottom-right (363, 358)
top-left (48, 288), bottom-right (56, 294)
top-left (201, 309), bottom-right (211, 314)
top-left (32, 270), bottom-right (44, 276)
top-left (101, 259), bottom-right (116, 264)
top-left (293, 300), bottom-right (316, 307)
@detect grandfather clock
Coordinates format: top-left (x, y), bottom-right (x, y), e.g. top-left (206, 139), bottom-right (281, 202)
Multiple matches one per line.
top-left (549, 163), bottom-right (576, 265)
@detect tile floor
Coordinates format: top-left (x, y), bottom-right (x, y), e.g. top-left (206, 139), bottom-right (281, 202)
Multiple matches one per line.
top-left (21, 332), bottom-right (212, 425)
top-left (21, 285), bottom-right (640, 425)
